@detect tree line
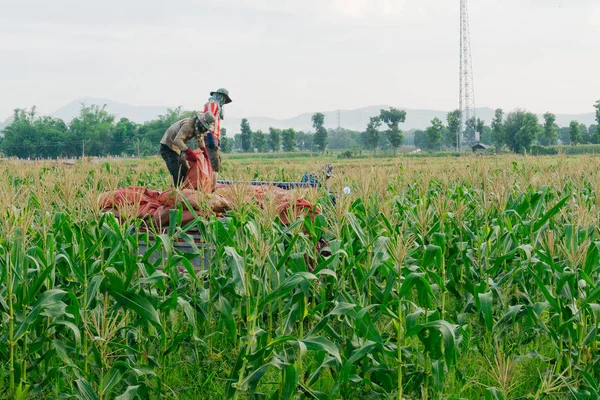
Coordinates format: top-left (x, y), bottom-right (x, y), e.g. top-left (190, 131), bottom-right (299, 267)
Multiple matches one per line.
top-left (0, 104), bottom-right (335, 158)
top-left (0, 105), bottom-right (199, 158)
top-left (1, 101), bottom-right (598, 158)
top-left (411, 100), bottom-right (600, 153)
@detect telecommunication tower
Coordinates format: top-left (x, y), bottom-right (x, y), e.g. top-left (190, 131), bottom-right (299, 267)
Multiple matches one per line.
top-left (458, 0), bottom-right (477, 150)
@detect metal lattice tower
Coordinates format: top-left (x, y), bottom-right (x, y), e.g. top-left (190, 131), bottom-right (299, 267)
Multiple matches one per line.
top-left (458, 0), bottom-right (477, 151)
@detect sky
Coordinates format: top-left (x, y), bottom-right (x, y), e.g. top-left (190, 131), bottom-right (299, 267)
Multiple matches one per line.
top-left (0, 0), bottom-right (599, 121)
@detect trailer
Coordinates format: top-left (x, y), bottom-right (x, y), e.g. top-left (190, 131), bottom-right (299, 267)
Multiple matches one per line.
top-left (134, 177), bottom-right (347, 273)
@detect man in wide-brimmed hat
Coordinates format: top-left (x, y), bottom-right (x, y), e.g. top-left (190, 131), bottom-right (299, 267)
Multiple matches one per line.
top-left (203, 88), bottom-right (232, 191)
top-left (159, 111), bottom-right (215, 187)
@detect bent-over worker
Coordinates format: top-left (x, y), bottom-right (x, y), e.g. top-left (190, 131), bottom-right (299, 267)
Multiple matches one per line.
top-left (203, 87), bottom-right (232, 191)
top-left (160, 111), bottom-right (215, 187)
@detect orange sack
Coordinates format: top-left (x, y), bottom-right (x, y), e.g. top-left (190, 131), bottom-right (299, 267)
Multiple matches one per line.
top-left (97, 149), bottom-right (320, 227)
top-left (184, 148), bottom-right (213, 192)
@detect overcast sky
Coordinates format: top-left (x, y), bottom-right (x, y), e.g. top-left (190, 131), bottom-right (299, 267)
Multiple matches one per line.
top-left (1, 0), bottom-right (598, 120)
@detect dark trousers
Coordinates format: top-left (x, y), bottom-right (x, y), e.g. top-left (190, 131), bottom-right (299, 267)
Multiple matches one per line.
top-left (160, 144), bottom-right (188, 187)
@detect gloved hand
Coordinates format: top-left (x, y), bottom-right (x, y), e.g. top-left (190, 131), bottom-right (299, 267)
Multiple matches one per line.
top-left (185, 148), bottom-right (199, 162)
top-left (178, 151), bottom-right (187, 164)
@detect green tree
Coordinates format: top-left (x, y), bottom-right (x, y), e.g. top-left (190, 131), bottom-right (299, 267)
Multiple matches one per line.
top-left (569, 121), bottom-right (582, 145)
top-left (413, 130), bottom-right (425, 149)
top-left (362, 116), bottom-right (382, 154)
top-left (465, 117), bottom-right (477, 144)
top-left (68, 104), bottom-right (116, 157)
top-left (424, 117), bottom-right (444, 151)
top-left (476, 118), bottom-right (485, 143)
top-left (558, 127), bottom-right (571, 145)
top-left (240, 118), bottom-right (253, 152)
top-left (268, 127), bottom-right (281, 152)
top-left (138, 106), bottom-right (186, 148)
top-left (379, 107), bottom-right (406, 154)
top-left (504, 110), bottom-right (540, 154)
top-left (491, 108), bottom-right (505, 150)
top-left (281, 128), bottom-right (296, 152)
top-left (296, 131), bottom-right (314, 151)
top-left (590, 124), bottom-right (600, 144)
top-left (480, 126), bottom-right (492, 145)
top-left (326, 128), bottom-right (361, 150)
top-left (446, 110), bottom-right (461, 149)
top-left (311, 113), bottom-right (327, 153)
top-left (594, 100), bottom-right (600, 143)
top-left (220, 127), bottom-right (233, 153)
top-left (2, 107), bottom-right (71, 158)
top-left (580, 123), bottom-right (590, 144)
top-left (253, 130), bottom-right (266, 152)
top-left (539, 112), bottom-right (558, 146)
top-left (113, 118), bottom-right (138, 155)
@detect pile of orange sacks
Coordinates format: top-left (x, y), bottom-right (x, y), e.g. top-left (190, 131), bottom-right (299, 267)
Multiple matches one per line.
top-left (98, 149), bottom-right (320, 227)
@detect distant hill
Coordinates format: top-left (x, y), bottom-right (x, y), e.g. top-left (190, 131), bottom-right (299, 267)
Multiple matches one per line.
top-left (51, 97), bottom-right (170, 124)
top-left (1, 98), bottom-right (595, 134)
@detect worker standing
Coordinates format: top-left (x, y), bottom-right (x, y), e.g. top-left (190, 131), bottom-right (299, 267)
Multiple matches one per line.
top-left (160, 111), bottom-right (215, 187)
top-left (203, 88), bottom-right (232, 191)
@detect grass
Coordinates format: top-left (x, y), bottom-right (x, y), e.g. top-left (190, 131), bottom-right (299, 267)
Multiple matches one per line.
top-left (1, 152), bottom-right (599, 399)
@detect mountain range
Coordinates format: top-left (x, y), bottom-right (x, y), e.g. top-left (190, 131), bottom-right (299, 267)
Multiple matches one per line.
top-left (1, 97), bottom-right (596, 133)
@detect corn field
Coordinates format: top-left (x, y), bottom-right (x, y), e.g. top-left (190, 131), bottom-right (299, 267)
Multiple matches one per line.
top-left (1, 154), bottom-right (600, 399)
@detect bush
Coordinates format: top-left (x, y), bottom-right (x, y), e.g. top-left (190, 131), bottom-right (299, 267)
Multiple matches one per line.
top-left (531, 144), bottom-right (600, 156)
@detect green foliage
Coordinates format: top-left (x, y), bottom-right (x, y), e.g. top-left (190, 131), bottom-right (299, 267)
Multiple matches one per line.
top-left (295, 131), bottom-right (315, 151)
top-left (424, 117), bottom-right (444, 150)
top-left (361, 116), bottom-right (382, 153)
top-left (268, 127), bottom-right (281, 152)
top-left (504, 110), bottom-right (540, 153)
top-left (137, 106), bottom-right (187, 149)
top-left (220, 128), bottom-right (233, 153)
top-left (1, 155), bottom-right (600, 398)
top-left (558, 126), bottom-right (571, 144)
top-left (325, 128), bottom-right (361, 150)
top-left (446, 110), bottom-right (461, 149)
top-left (1, 107), bottom-right (70, 158)
top-left (414, 129), bottom-right (425, 149)
top-left (311, 113), bottom-right (327, 153)
top-left (240, 118), bottom-right (253, 152)
top-left (569, 120), bottom-right (582, 145)
top-left (530, 143), bottom-right (600, 155)
top-left (539, 112), bottom-right (558, 146)
top-left (590, 124), bottom-right (600, 145)
top-left (465, 117), bottom-right (477, 144)
top-left (491, 108), bottom-right (505, 150)
top-left (253, 130), bottom-right (266, 152)
top-left (594, 100), bottom-right (600, 143)
top-left (476, 117), bottom-right (485, 143)
top-left (580, 123), bottom-right (590, 144)
top-left (281, 128), bottom-right (296, 152)
top-left (379, 107), bottom-right (406, 153)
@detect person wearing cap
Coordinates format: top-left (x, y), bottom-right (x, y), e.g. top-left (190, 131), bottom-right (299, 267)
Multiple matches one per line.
top-left (203, 88), bottom-right (232, 191)
top-left (159, 111), bottom-right (215, 187)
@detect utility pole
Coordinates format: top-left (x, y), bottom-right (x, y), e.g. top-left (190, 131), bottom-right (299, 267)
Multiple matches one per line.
top-left (82, 139), bottom-right (91, 159)
top-left (137, 138), bottom-right (140, 157)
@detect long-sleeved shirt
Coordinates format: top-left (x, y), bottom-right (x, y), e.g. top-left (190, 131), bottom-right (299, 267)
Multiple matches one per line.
top-left (203, 100), bottom-right (222, 142)
top-left (160, 118), bottom-right (199, 154)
